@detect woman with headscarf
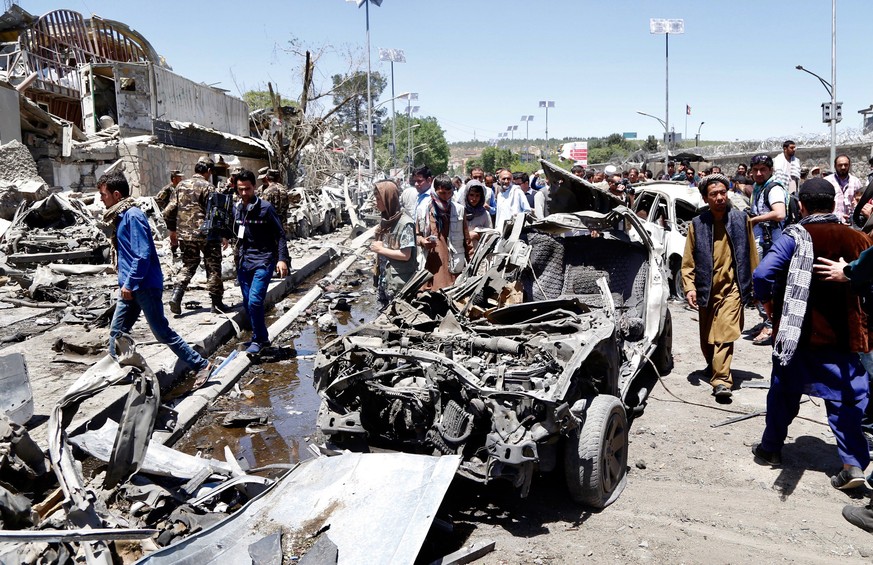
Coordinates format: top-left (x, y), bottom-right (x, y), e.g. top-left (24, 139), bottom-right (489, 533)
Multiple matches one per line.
top-left (464, 181), bottom-right (492, 246)
top-left (417, 174), bottom-right (472, 290)
top-left (370, 180), bottom-right (417, 304)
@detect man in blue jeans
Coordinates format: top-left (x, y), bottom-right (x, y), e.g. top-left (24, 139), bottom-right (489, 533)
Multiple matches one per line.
top-left (232, 169), bottom-right (290, 355)
top-left (99, 173), bottom-right (213, 387)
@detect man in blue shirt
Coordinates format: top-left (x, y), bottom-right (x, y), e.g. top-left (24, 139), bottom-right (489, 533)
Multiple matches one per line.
top-left (233, 169), bottom-right (290, 355)
top-left (99, 173), bottom-right (213, 387)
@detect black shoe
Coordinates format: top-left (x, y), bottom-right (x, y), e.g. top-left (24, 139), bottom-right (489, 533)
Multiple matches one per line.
top-left (831, 466), bottom-right (865, 490)
top-left (752, 444), bottom-right (782, 467)
top-left (713, 384), bottom-right (732, 398)
top-left (210, 296), bottom-right (230, 314)
top-left (168, 288), bottom-right (184, 315)
top-left (843, 505), bottom-right (873, 533)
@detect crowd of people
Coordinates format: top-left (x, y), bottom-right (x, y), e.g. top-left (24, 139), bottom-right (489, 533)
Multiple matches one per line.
top-left (100, 158), bottom-right (291, 391)
top-left (677, 144), bottom-right (873, 534)
top-left (99, 144), bottom-right (873, 535)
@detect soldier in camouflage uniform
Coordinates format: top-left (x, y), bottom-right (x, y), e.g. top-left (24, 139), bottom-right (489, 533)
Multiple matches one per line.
top-left (257, 166), bottom-right (270, 193)
top-left (260, 169), bottom-right (290, 226)
top-left (163, 158), bottom-right (228, 314)
top-left (154, 170), bottom-right (183, 211)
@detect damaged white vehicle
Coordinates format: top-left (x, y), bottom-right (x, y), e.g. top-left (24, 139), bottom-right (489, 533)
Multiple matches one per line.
top-left (313, 161), bottom-right (672, 508)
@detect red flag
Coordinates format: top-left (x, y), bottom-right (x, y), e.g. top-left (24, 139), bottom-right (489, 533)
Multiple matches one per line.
top-left (686, 105), bottom-right (691, 116)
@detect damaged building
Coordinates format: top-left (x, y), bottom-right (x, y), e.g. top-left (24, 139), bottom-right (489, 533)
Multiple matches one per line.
top-left (0, 5), bottom-right (268, 196)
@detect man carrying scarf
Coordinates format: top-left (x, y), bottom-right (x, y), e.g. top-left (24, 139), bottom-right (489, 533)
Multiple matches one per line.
top-left (751, 178), bottom-right (872, 491)
top-left (100, 173), bottom-right (213, 387)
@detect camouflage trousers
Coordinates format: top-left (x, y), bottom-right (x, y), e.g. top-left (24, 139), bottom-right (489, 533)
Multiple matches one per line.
top-left (175, 239), bottom-right (223, 298)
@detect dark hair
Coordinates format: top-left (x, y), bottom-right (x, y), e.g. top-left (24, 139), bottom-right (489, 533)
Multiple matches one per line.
top-left (644, 170), bottom-right (653, 179)
top-left (266, 170), bottom-right (280, 182)
top-left (97, 173), bottom-right (130, 197)
top-left (512, 171), bottom-right (529, 184)
top-left (412, 165), bottom-right (432, 179)
top-left (570, 165), bottom-right (585, 175)
top-left (432, 174), bottom-right (454, 191)
top-left (834, 153), bottom-right (850, 166)
top-left (783, 140), bottom-right (796, 149)
top-left (194, 160), bottom-right (214, 174)
top-left (732, 175), bottom-right (750, 184)
top-left (798, 191), bottom-right (835, 214)
top-left (584, 170), bottom-right (595, 181)
top-left (750, 154), bottom-right (773, 168)
top-left (470, 166), bottom-right (484, 174)
top-left (236, 169), bottom-right (257, 184)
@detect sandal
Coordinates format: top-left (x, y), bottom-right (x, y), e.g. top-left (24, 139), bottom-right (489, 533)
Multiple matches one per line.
top-left (192, 361), bottom-right (214, 389)
top-left (752, 327), bottom-right (772, 346)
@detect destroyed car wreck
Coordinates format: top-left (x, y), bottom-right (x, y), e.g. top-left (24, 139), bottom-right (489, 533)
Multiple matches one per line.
top-left (314, 161), bottom-right (673, 508)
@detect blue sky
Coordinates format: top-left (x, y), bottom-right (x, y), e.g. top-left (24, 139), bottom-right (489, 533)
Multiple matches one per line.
top-left (20, 0), bottom-right (870, 144)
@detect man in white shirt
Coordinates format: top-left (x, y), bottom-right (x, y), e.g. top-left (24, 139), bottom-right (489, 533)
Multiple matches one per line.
top-left (772, 140), bottom-right (801, 194)
top-left (825, 154), bottom-right (864, 224)
top-left (494, 169), bottom-right (530, 232)
top-left (400, 165), bottom-right (433, 221)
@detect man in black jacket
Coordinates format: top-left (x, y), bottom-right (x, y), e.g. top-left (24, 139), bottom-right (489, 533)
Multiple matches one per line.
top-left (233, 169), bottom-right (290, 355)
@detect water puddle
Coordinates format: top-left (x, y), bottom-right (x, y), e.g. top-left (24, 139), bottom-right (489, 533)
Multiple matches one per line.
top-left (173, 261), bottom-right (379, 469)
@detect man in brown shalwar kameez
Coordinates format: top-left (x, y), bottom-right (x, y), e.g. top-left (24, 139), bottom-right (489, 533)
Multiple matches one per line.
top-left (681, 174), bottom-right (759, 399)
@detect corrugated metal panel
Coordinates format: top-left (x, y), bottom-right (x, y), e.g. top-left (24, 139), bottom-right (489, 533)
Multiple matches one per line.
top-left (153, 65), bottom-right (248, 137)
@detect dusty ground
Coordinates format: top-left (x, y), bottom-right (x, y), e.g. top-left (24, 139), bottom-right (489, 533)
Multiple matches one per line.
top-left (426, 301), bottom-right (873, 564)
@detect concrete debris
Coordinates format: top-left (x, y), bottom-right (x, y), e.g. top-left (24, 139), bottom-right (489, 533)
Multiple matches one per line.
top-left (0, 353), bottom-right (34, 426)
top-left (316, 312), bottom-right (337, 331)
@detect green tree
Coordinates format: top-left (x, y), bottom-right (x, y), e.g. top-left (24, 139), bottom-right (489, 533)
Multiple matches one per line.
top-left (243, 90), bottom-right (296, 112)
top-left (376, 114), bottom-right (450, 174)
top-left (330, 71), bottom-right (387, 134)
top-left (644, 135), bottom-right (659, 152)
top-left (479, 146), bottom-right (514, 173)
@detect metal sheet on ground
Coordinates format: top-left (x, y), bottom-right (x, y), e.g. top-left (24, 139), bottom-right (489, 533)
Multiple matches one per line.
top-left (135, 452), bottom-right (461, 565)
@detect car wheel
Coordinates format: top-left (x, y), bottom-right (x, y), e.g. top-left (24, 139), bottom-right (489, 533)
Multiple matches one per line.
top-left (671, 264), bottom-right (684, 299)
top-left (320, 210), bottom-right (335, 235)
top-left (565, 395), bottom-right (628, 508)
top-left (296, 218), bottom-right (311, 239)
top-left (653, 308), bottom-right (674, 375)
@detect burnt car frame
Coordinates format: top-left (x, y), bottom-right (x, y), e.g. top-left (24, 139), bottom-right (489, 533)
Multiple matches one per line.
top-left (313, 161), bottom-right (673, 508)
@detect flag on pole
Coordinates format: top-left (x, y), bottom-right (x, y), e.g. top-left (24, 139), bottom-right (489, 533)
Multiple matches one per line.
top-left (686, 104), bottom-right (691, 115)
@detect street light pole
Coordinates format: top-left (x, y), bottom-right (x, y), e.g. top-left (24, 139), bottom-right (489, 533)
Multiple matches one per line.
top-left (379, 48), bottom-right (406, 172)
top-left (696, 121), bottom-right (705, 147)
top-left (637, 110), bottom-right (668, 175)
top-left (796, 62), bottom-right (838, 167)
top-left (650, 18), bottom-right (684, 177)
top-left (538, 101), bottom-right (554, 158)
top-left (830, 0), bottom-right (837, 168)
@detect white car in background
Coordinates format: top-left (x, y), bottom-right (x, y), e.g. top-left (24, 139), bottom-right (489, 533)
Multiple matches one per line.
top-left (631, 181), bottom-right (705, 298)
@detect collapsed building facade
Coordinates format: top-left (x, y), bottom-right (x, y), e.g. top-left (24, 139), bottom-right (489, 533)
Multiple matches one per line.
top-left (0, 5), bottom-right (268, 196)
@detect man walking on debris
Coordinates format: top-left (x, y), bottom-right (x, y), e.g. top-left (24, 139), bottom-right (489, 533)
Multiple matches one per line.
top-left (163, 157), bottom-right (228, 315)
top-left (401, 165), bottom-right (433, 221)
top-left (99, 173), bottom-right (213, 386)
top-left (752, 178), bottom-right (872, 491)
top-left (154, 169), bottom-right (183, 212)
top-left (681, 174), bottom-right (758, 399)
top-left (233, 169), bottom-right (290, 355)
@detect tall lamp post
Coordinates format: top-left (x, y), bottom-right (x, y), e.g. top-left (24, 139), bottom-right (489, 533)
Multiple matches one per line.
top-left (521, 115), bottom-right (533, 160)
top-left (507, 125), bottom-right (518, 141)
top-left (696, 121), bottom-right (705, 147)
top-left (406, 101), bottom-right (419, 174)
top-left (348, 0), bottom-right (384, 177)
top-left (538, 101), bottom-right (554, 158)
top-left (637, 110), bottom-right (668, 174)
top-left (379, 48), bottom-right (405, 171)
top-left (649, 18), bottom-right (684, 176)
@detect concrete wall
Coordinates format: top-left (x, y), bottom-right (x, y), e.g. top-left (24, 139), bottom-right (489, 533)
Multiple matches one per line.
top-left (119, 138), bottom-right (265, 197)
top-left (709, 142), bottom-right (873, 179)
top-left (0, 86), bottom-right (21, 144)
top-left (153, 65), bottom-right (249, 137)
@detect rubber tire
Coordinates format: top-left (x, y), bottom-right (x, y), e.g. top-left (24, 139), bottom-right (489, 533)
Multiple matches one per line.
top-left (671, 264), bottom-right (684, 299)
top-left (652, 308), bottom-right (674, 375)
top-left (320, 210), bottom-right (335, 235)
top-left (565, 395), bottom-right (628, 508)
top-left (296, 218), bottom-right (311, 239)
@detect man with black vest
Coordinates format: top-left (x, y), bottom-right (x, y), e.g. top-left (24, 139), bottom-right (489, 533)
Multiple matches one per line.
top-left (681, 174), bottom-right (758, 399)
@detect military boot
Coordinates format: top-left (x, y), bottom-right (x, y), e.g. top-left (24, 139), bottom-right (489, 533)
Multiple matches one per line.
top-left (210, 294), bottom-right (230, 314)
top-left (168, 287), bottom-right (184, 315)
